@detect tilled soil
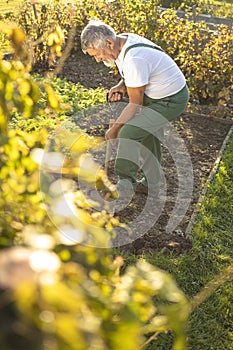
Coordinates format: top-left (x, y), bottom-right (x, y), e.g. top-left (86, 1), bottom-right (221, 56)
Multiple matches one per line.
top-left (58, 50), bottom-right (233, 255)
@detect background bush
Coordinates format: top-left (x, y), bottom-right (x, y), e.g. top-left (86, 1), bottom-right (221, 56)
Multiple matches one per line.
top-left (2, 0), bottom-right (230, 116)
top-left (154, 9), bottom-right (233, 115)
top-left (79, 0), bottom-right (232, 115)
top-left (17, 1), bottom-right (74, 69)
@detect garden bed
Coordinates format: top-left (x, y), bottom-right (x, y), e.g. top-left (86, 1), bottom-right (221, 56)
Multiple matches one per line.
top-left (59, 51), bottom-right (233, 255)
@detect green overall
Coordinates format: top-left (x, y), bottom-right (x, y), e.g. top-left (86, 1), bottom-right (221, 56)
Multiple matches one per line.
top-left (115, 43), bottom-right (189, 189)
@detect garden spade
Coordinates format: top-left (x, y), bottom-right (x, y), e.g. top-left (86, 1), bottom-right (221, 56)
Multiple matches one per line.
top-left (105, 92), bottom-right (123, 171)
top-left (105, 92), bottom-right (129, 172)
top-left (105, 118), bottom-right (115, 171)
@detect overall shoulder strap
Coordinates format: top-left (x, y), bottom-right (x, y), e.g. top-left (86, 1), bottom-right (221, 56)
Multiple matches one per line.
top-left (123, 43), bottom-right (164, 60)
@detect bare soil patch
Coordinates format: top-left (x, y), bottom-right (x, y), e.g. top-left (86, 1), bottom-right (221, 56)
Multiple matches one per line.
top-left (58, 51), bottom-right (233, 255)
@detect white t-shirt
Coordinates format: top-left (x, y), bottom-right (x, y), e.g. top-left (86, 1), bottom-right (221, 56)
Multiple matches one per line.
top-left (115, 33), bottom-right (186, 99)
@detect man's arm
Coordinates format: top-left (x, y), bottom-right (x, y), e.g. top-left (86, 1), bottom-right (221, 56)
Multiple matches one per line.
top-left (105, 85), bottom-right (146, 140)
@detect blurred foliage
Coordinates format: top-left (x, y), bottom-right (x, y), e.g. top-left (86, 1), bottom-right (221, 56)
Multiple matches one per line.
top-left (0, 23), bottom-right (189, 350)
top-left (0, 245), bottom-right (189, 350)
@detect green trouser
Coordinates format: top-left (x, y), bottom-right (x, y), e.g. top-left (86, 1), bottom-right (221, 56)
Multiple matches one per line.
top-left (115, 84), bottom-right (189, 188)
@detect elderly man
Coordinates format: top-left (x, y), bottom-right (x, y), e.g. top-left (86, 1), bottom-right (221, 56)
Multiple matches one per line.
top-left (81, 20), bottom-right (189, 197)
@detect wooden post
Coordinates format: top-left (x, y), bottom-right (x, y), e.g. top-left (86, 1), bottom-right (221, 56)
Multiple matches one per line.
top-left (192, 5), bottom-right (197, 23)
top-left (30, 1), bottom-right (38, 21)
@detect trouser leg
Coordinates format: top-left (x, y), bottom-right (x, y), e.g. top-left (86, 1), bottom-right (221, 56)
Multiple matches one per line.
top-left (139, 133), bottom-right (162, 187)
top-left (115, 125), bottom-right (146, 188)
top-left (115, 123), bottom-right (163, 188)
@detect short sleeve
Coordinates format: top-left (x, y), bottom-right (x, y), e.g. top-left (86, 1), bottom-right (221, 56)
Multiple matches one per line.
top-left (123, 57), bottom-right (149, 87)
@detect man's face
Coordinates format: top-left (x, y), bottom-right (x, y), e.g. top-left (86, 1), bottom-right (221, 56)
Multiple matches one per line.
top-left (86, 46), bottom-right (116, 67)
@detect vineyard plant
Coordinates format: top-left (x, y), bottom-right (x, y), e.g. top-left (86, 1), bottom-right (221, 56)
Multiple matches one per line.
top-left (0, 1), bottom-right (233, 350)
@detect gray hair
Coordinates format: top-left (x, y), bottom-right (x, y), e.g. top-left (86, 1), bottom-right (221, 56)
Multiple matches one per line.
top-left (81, 20), bottom-right (116, 52)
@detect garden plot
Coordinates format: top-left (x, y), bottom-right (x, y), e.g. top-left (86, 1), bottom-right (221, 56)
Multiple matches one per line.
top-left (72, 103), bottom-right (232, 254)
top-left (60, 52), bottom-right (233, 255)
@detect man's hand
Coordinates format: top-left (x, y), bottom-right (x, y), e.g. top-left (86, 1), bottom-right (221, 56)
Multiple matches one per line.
top-left (105, 85), bottom-right (146, 142)
top-left (105, 122), bottom-right (122, 142)
top-left (105, 126), bottom-right (117, 141)
top-left (108, 80), bottom-right (127, 101)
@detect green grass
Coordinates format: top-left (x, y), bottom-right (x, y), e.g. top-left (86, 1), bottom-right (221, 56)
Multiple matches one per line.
top-left (214, 0), bottom-right (232, 6)
top-left (0, 0), bottom-right (23, 13)
top-left (122, 131), bottom-right (233, 349)
top-left (0, 0), bottom-right (71, 13)
top-left (207, 0), bottom-right (233, 17)
top-left (0, 0), bottom-right (49, 13)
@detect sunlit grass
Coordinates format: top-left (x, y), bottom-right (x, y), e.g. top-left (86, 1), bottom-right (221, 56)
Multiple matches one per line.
top-left (0, 0), bottom-right (50, 13)
top-left (0, 0), bottom-right (23, 13)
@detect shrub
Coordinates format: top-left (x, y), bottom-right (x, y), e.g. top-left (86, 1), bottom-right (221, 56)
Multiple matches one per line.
top-left (17, 1), bottom-right (75, 69)
top-left (2, 0), bottom-right (231, 114)
top-left (155, 10), bottom-right (233, 111)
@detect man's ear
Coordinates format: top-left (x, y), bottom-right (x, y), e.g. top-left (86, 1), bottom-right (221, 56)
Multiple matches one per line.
top-left (106, 38), bottom-right (114, 49)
